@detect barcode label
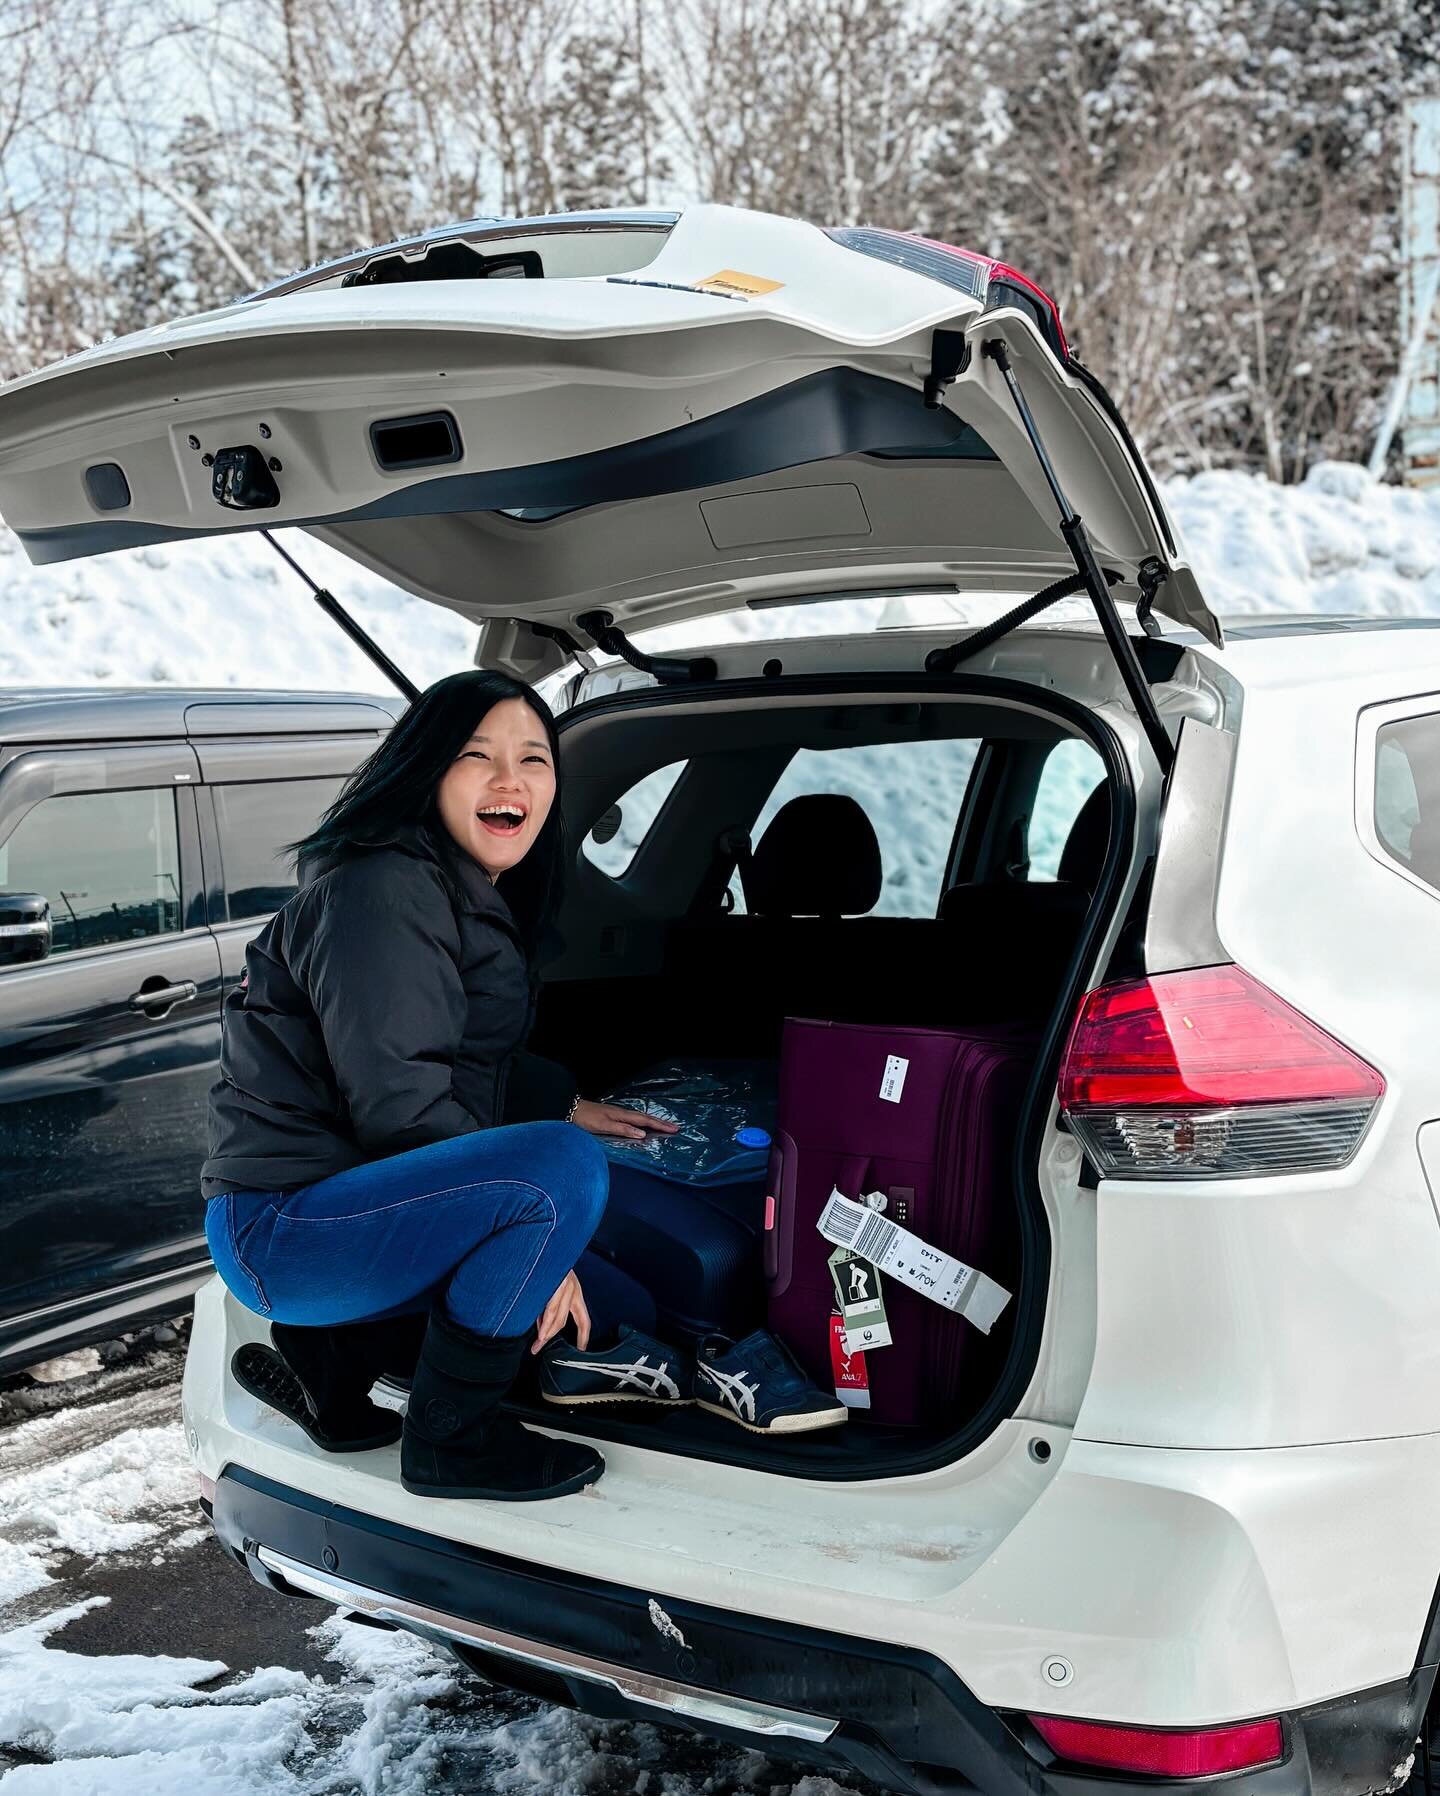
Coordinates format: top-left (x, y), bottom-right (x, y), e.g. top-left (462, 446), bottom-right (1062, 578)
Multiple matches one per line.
top-left (851, 1210), bottom-right (899, 1263)
top-left (822, 1193), bottom-right (864, 1245)
top-left (879, 1054), bottom-right (909, 1103)
top-left (816, 1188), bottom-right (1012, 1334)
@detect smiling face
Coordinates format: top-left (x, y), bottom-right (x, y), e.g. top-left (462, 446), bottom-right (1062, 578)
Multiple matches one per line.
top-left (435, 697), bottom-right (557, 879)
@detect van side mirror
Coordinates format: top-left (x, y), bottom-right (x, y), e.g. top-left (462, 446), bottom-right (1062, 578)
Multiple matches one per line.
top-left (0, 893), bottom-right (52, 965)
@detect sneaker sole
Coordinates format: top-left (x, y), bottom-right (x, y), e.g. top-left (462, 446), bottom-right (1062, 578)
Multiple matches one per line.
top-left (231, 1345), bottom-right (402, 1453)
top-left (399, 1459), bottom-right (605, 1502)
top-left (695, 1398), bottom-right (848, 1435)
top-left (540, 1390), bottom-right (696, 1408)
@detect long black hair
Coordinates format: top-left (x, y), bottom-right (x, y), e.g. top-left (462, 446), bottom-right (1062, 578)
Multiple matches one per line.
top-left (291, 670), bottom-right (566, 955)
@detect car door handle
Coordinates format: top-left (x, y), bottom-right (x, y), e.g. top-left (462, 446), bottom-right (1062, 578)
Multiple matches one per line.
top-left (128, 978), bottom-right (199, 1016)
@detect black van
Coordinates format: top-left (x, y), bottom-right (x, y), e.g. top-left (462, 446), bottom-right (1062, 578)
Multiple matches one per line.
top-left (0, 686), bottom-right (400, 1372)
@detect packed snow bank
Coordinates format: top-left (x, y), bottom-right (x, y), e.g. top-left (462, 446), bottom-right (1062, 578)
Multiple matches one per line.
top-left (1164, 463), bottom-right (1440, 618)
top-left (0, 525), bottom-right (476, 693)
top-left (2, 465), bottom-right (1438, 693)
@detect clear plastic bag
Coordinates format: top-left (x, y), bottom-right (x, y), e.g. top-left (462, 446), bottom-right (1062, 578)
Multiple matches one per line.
top-left (600, 1059), bottom-right (778, 1186)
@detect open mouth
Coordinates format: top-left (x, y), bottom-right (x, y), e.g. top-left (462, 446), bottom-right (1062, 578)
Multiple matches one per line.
top-left (477, 805), bottom-right (527, 837)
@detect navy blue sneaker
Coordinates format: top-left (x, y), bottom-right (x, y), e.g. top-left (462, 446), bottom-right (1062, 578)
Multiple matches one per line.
top-left (693, 1330), bottom-right (847, 1435)
top-left (539, 1327), bottom-right (694, 1408)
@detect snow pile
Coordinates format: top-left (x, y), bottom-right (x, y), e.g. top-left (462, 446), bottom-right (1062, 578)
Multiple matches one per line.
top-left (2, 465), bottom-right (1439, 694)
top-left (0, 1602), bottom-right (314, 1796)
top-left (0, 525), bottom-right (475, 693)
top-left (1165, 463), bottom-right (1440, 618)
top-left (0, 1604), bottom-right (438, 1795)
top-left (0, 1592), bottom-right (869, 1794)
top-left (0, 1405), bottom-right (196, 1608)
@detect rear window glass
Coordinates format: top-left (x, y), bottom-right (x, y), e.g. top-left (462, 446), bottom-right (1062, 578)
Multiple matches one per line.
top-left (1375, 713), bottom-right (1440, 893)
top-left (732, 739), bottom-right (980, 918)
top-left (1029, 739), bottom-right (1106, 880)
top-left (582, 761), bottom-right (687, 878)
top-left (214, 778), bottom-right (345, 919)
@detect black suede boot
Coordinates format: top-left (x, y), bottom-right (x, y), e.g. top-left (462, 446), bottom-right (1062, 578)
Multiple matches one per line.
top-left (400, 1308), bottom-right (605, 1501)
top-left (231, 1313), bottom-right (426, 1452)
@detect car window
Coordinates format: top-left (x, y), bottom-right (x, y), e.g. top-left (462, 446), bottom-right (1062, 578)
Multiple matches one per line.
top-left (731, 739), bottom-right (980, 918)
top-left (1029, 738), bottom-right (1107, 880)
top-left (0, 788), bottom-right (181, 962)
top-left (213, 778), bottom-right (346, 919)
top-left (1374, 713), bottom-right (1440, 892)
top-left (582, 761), bottom-right (687, 878)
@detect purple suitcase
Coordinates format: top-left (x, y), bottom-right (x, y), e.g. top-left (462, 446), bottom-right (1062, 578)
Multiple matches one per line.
top-left (765, 1017), bottom-right (1033, 1426)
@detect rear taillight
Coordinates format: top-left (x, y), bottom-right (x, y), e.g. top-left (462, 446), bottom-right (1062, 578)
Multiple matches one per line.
top-left (1029, 1713), bottom-right (1284, 1777)
top-left (823, 227), bottom-right (1069, 361)
top-left (1058, 965), bottom-right (1384, 1179)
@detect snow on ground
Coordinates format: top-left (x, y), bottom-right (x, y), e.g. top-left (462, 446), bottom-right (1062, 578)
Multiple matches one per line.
top-left (0, 1394), bottom-right (196, 1608)
top-left (3, 464), bottom-right (1439, 694)
top-left (0, 1357), bottom-right (869, 1792)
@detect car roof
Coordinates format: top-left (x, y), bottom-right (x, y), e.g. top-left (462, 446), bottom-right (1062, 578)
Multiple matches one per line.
top-left (0, 688), bottom-right (404, 746)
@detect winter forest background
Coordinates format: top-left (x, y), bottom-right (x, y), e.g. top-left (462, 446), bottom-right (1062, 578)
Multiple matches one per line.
top-left (2, 0), bottom-right (1438, 484)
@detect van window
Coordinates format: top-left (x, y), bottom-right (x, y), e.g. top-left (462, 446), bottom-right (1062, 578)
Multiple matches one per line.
top-left (732, 739), bottom-right (980, 917)
top-left (0, 788), bottom-right (181, 959)
top-left (582, 761), bottom-right (687, 878)
top-left (1375, 713), bottom-right (1440, 892)
top-left (1029, 739), bottom-right (1107, 880)
top-left (214, 778), bottom-right (345, 919)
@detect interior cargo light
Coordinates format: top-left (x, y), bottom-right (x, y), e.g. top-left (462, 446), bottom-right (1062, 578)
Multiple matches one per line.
top-left (1058, 965), bottom-right (1384, 1178)
top-left (1029, 1713), bottom-right (1285, 1777)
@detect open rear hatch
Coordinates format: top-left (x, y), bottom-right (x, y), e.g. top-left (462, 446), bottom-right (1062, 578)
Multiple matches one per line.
top-left (0, 203), bottom-right (1219, 696)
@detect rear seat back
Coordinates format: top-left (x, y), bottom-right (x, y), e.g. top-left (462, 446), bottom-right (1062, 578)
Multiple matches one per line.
top-left (938, 780), bottom-right (1111, 1010)
top-left (662, 781), bottom-right (1112, 1055)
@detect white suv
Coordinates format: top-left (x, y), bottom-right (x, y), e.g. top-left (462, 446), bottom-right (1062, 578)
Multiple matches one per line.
top-left (3, 204), bottom-right (1437, 1796)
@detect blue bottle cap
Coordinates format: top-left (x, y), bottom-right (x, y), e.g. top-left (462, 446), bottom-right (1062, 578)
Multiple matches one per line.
top-left (735, 1126), bottom-right (771, 1149)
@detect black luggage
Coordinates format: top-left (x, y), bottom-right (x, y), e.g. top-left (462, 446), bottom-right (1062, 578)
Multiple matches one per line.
top-left (586, 1062), bottom-right (775, 1344)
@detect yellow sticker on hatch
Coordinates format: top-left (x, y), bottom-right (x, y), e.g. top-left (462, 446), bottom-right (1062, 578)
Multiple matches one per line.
top-left (694, 269), bottom-right (784, 299)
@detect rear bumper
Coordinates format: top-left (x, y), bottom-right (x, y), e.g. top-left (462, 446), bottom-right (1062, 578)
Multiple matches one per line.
top-left (210, 1465), bottom-right (1432, 1796)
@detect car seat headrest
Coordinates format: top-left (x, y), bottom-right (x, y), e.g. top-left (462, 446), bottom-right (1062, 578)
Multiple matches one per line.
top-left (748, 794), bottom-right (882, 917)
top-left (1057, 780), bottom-right (1112, 890)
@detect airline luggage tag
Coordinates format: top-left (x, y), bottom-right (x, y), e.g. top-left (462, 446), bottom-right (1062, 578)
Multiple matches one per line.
top-left (816, 1189), bottom-right (1012, 1334)
top-left (829, 1312), bottom-right (871, 1408)
top-left (828, 1245), bottom-right (893, 1353)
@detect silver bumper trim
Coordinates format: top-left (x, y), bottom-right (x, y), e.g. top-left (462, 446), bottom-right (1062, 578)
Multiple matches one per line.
top-left (256, 1545), bottom-right (838, 1744)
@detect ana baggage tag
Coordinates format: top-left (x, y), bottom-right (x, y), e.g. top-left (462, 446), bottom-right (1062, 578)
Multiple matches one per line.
top-left (827, 1246), bottom-right (893, 1353)
top-left (817, 1190), bottom-right (1012, 1334)
top-left (829, 1312), bottom-right (871, 1408)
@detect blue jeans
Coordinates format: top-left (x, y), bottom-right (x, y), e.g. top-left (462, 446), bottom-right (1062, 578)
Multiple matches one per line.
top-left (205, 1122), bottom-right (610, 1338)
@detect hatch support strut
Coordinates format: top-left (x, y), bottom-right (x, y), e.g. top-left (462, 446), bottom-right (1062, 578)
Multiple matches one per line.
top-left (979, 339), bottom-right (1175, 774)
top-left (261, 532), bottom-right (420, 704)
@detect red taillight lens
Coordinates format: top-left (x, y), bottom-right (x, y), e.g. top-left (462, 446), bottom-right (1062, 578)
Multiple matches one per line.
top-left (1029, 1713), bottom-right (1284, 1777)
top-left (1059, 966), bottom-right (1384, 1178)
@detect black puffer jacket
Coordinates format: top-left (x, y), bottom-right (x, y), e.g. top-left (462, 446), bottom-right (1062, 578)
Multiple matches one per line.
top-left (201, 824), bottom-right (575, 1198)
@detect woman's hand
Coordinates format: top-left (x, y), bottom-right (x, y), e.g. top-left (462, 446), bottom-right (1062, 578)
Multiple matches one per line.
top-left (571, 1099), bottom-right (681, 1143)
top-left (532, 1269), bottom-right (591, 1354)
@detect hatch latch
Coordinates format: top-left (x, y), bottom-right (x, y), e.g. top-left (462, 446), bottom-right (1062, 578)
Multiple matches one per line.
top-left (212, 445), bottom-right (280, 511)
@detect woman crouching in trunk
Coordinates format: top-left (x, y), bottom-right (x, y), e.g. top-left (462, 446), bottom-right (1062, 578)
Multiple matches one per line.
top-left (201, 670), bottom-right (674, 1502)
